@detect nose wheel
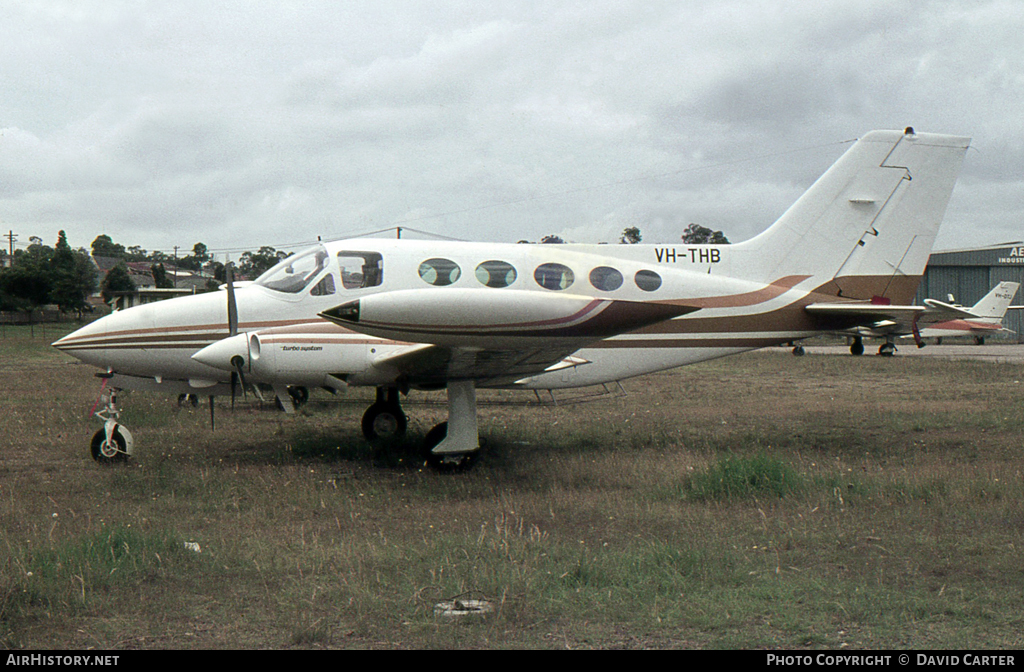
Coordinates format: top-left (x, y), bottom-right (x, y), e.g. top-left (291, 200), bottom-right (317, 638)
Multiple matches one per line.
top-left (90, 426), bottom-right (130, 463)
top-left (90, 384), bottom-right (134, 464)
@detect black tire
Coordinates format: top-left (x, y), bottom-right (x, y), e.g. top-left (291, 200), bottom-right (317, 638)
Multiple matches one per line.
top-left (287, 386), bottom-right (309, 407)
top-left (90, 427), bottom-right (129, 464)
top-left (361, 402), bottom-right (407, 442)
top-left (422, 422), bottom-right (478, 472)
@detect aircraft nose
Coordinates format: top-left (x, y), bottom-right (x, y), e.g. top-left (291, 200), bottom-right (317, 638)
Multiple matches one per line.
top-left (191, 333), bottom-right (250, 371)
top-left (51, 316), bottom-right (109, 366)
top-left (319, 300), bottom-right (360, 324)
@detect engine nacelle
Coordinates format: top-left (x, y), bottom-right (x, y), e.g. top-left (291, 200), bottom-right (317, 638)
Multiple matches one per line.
top-left (192, 323), bottom-right (380, 388)
top-left (319, 288), bottom-right (696, 348)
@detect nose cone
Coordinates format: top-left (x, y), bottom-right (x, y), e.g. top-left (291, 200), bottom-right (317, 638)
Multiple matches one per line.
top-left (52, 318), bottom-right (109, 366)
top-left (319, 300), bottom-right (360, 325)
top-left (191, 333), bottom-right (250, 371)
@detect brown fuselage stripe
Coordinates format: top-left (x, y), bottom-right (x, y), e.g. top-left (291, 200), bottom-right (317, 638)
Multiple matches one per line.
top-left (655, 274), bottom-right (810, 309)
top-left (56, 274), bottom-right (924, 351)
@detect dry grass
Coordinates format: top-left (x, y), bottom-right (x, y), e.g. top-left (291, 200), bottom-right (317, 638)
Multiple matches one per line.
top-left (2, 325), bottom-right (1023, 649)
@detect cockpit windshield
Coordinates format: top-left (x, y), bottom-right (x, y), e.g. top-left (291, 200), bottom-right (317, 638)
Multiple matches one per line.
top-left (254, 244), bottom-right (330, 294)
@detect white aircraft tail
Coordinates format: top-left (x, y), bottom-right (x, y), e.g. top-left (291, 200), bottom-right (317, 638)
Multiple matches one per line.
top-left (969, 281), bottom-right (1020, 319)
top-left (737, 128), bottom-right (971, 303)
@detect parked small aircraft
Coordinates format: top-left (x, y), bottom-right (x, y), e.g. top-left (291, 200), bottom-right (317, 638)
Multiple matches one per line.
top-left (910, 281), bottom-right (1021, 345)
top-left (54, 128), bottom-right (971, 469)
top-left (800, 280), bottom-right (1020, 356)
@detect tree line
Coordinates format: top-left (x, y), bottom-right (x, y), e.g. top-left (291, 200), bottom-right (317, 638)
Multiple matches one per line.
top-left (518, 224), bottom-right (729, 245)
top-left (0, 233), bottom-right (293, 318)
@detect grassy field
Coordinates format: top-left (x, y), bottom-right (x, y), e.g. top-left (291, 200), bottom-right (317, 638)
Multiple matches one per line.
top-left (2, 324), bottom-right (1023, 649)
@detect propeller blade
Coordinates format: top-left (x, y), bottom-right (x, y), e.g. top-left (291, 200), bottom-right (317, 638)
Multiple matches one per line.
top-left (226, 260), bottom-right (241, 410)
top-left (231, 355), bottom-right (248, 405)
top-left (226, 261), bottom-right (238, 337)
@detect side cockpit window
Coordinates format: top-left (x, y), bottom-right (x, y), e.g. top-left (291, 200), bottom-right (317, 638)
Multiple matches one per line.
top-left (254, 245), bottom-right (329, 294)
top-left (310, 274), bottom-right (336, 296)
top-left (338, 251), bottom-right (384, 289)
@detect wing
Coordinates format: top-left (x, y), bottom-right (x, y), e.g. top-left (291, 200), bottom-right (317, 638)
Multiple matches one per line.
top-left (370, 343), bottom-right (587, 387)
top-left (320, 288), bottom-right (699, 386)
top-left (805, 300), bottom-right (977, 335)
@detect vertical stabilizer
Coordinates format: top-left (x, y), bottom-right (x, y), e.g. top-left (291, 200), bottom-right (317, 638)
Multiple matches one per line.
top-left (737, 129), bottom-right (970, 302)
top-left (970, 282), bottom-right (1019, 319)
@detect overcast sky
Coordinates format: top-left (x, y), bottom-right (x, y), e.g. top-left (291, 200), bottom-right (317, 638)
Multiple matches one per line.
top-left (2, 1), bottom-right (1021, 258)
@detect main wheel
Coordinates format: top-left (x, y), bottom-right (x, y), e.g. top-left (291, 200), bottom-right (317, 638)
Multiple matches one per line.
top-left (90, 427), bottom-right (129, 464)
top-left (361, 402), bottom-right (407, 442)
top-left (850, 339), bottom-right (865, 356)
top-left (422, 422), bottom-right (479, 472)
top-left (878, 342), bottom-right (896, 357)
top-left (177, 394), bottom-right (199, 407)
top-left (287, 386), bottom-right (309, 407)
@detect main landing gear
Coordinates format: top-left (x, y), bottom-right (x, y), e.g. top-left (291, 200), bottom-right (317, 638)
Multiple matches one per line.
top-left (361, 381), bottom-right (481, 471)
top-left (848, 337), bottom-right (896, 357)
top-left (361, 387), bottom-right (408, 442)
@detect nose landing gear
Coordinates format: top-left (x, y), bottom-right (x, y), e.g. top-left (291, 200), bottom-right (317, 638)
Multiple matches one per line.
top-left (90, 385), bottom-right (134, 464)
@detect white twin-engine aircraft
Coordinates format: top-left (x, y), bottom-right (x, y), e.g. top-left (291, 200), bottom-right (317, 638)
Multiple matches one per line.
top-left (54, 128), bottom-right (971, 470)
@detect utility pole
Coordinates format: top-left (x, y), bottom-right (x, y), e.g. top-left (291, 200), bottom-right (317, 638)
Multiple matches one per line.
top-left (4, 230), bottom-right (16, 267)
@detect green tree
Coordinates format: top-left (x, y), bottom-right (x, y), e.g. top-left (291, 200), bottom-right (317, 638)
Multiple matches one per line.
top-left (239, 246), bottom-right (288, 279)
top-left (151, 263), bottom-right (174, 289)
top-left (681, 223), bottom-right (730, 244)
top-left (125, 245), bottom-right (149, 262)
top-left (91, 234), bottom-right (126, 259)
top-left (0, 264), bottom-right (51, 313)
top-left (0, 250), bottom-right (52, 315)
top-left (101, 262), bottom-right (135, 302)
top-left (49, 231), bottom-right (97, 314)
top-left (620, 226), bottom-right (642, 244)
top-left (177, 242), bottom-right (210, 271)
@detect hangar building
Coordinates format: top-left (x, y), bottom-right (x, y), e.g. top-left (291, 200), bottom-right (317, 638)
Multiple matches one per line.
top-left (914, 242), bottom-right (1024, 343)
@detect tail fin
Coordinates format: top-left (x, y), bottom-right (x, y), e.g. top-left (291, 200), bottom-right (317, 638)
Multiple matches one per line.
top-left (738, 129), bottom-right (971, 303)
top-left (970, 281), bottom-right (1020, 319)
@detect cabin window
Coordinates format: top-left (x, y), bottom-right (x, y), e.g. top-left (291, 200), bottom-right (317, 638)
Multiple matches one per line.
top-left (255, 245), bottom-right (329, 294)
top-left (418, 258), bottom-right (461, 286)
top-left (337, 252), bottom-right (384, 289)
top-left (310, 274), bottom-right (336, 296)
top-left (635, 270), bottom-right (662, 292)
top-left (589, 266), bottom-right (623, 291)
top-left (534, 263), bottom-right (574, 291)
top-left (475, 260), bottom-right (517, 288)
